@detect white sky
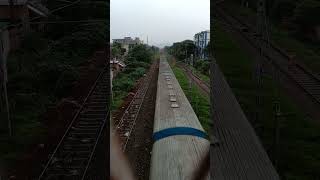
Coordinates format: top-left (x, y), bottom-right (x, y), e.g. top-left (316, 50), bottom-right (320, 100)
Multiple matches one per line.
top-left (110, 0), bottom-right (210, 47)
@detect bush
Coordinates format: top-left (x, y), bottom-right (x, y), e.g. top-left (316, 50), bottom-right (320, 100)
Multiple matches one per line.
top-left (294, 0), bottom-right (320, 32)
top-left (271, 0), bottom-right (296, 22)
top-left (194, 60), bottom-right (210, 75)
top-left (113, 75), bottom-right (135, 92)
top-left (127, 44), bottom-right (153, 63)
top-left (131, 67), bottom-right (146, 79)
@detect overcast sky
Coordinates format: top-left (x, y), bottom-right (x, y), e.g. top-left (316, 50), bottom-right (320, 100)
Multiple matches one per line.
top-left (110, 0), bottom-right (210, 47)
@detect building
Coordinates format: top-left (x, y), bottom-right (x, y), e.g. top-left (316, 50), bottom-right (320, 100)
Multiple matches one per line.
top-left (194, 30), bottom-right (210, 59)
top-left (112, 37), bottom-right (142, 54)
top-left (110, 58), bottom-right (125, 78)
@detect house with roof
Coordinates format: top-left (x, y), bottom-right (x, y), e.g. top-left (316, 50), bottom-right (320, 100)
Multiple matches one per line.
top-left (112, 37), bottom-right (142, 55)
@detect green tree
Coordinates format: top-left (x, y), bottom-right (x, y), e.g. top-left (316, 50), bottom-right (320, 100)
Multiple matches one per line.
top-left (127, 44), bottom-right (152, 63)
top-left (271, 0), bottom-right (297, 22)
top-left (294, 0), bottom-right (320, 33)
top-left (111, 42), bottom-right (125, 58)
top-left (168, 40), bottom-right (196, 61)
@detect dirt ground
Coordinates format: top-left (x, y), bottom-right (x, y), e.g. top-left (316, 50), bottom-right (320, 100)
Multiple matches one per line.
top-left (122, 60), bottom-right (159, 180)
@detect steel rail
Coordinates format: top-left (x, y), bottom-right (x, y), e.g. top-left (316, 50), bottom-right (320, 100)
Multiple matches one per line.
top-left (114, 62), bottom-right (157, 152)
top-left (122, 63), bottom-right (156, 151)
top-left (38, 65), bottom-right (107, 179)
top-left (214, 7), bottom-right (320, 105)
top-left (177, 62), bottom-right (210, 94)
top-left (81, 109), bottom-right (110, 180)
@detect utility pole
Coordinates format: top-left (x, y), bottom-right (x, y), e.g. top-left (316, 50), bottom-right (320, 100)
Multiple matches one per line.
top-left (0, 33), bottom-right (11, 136)
top-left (254, 0), bottom-right (269, 126)
top-left (9, 0), bottom-right (14, 24)
top-left (272, 100), bottom-right (294, 169)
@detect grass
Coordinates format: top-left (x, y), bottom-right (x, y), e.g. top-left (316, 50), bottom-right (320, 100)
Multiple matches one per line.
top-left (170, 63), bottom-right (211, 133)
top-left (214, 23), bottom-right (320, 179)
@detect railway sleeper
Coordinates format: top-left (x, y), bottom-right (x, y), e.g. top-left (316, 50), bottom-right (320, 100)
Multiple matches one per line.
top-left (77, 121), bottom-right (103, 126)
top-left (90, 95), bottom-right (107, 100)
top-left (62, 145), bottom-right (93, 152)
top-left (42, 173), bottom-right (79, 180)
top-left (69, 130), bottom-right (99, 136)
top-left (94, 88), bottom-right (108, 92)
top-left (81, 109), bottom-right (108, 115)
top-left (79, 113), bottom-right (106, 119)
top-left (85, 102), bottom-right (107, 107)
top-left (65, 137), bottom-right (96, 144)
top-left (95, 86), bottom-right (108, 91)
top-left (46, 167), bottom-right (83, 176)
top-left (70, 127), bottom-right (99, 133)
top-left (62, 150), bottom-right (92, 156)
top-left (69, 132), bottom-right (98, 138)
top-left (88, 98), bottom-right (107, 103)
top-left (74, 124), bottom-right (101, 129)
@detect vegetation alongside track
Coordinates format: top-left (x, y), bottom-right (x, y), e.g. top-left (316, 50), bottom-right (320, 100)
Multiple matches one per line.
top-left (170, 63), bottom-right (211, 133)
top-left (0, 0), bottom-right (107, 169)
top-left (214, 23), bottom-right (320, 179)
top-left (112, 45), bottom-right (159, 110)
top-left (223, 1), bottom-right (320, 73)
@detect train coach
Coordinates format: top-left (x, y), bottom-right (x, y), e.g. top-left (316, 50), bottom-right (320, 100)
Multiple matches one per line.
top-left (150, 56), bottom-right (210, 180)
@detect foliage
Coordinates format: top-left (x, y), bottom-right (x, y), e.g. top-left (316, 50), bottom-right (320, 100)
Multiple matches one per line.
top-left (194, 60), bottom-right (210, 76)
top-left (112, 44), bottom-right (156, 110)
top-left (214, 23), bottom-right (320, 179)
top-left (111, 42), bottom-right (126, 58)
top-left (294, 0), bottom-right (320, 32)
top-left (126, 44), bottom-right (153, 63)
top-left (167, 40), bottom-right (196, 61)
top-left (1, 0), bottom-right (107, 167)
top-left (171, 65), bottom-right (211, 133)
top-left (271, 0), bottom-right (297, 22)
top-left (47, 23), bottom-right (107, 66)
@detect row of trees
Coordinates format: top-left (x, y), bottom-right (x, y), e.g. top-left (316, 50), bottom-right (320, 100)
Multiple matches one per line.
top-left (166, 40), bottom-right (210, 75)
top-left (112, 44), bottom-right (158, 109)
top-left (166, 40), bottom-right (196, 61)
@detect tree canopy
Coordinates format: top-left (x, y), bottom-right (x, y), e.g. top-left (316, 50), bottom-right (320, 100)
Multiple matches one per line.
top-left (126, 44), bottom-right (153, 64)
top-left (167, 40), bottom-right (196, 61)
top-left (294, 0), bottom-right (320, 32)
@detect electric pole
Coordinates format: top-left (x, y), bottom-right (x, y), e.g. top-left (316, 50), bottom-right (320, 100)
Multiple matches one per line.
top-left (0, 33), bottom-right (11, 136)
top-left (9, 0), bottom-right (14, 24)
top-left (254, 0), bottom-right (270, 126)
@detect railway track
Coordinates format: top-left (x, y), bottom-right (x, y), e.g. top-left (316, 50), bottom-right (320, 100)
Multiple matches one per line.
top-left (177, 63), bottom-right (210, 95)
top-left (114, 61), bottom-right (158, 152)
top-left (214, 7), bottom-right (320, 105)
top-left (38, 66), bottom-right (110, 180)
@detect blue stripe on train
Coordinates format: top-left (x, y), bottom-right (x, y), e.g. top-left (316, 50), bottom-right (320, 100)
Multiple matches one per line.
top-left (153, 127), bottom-right (208, 142)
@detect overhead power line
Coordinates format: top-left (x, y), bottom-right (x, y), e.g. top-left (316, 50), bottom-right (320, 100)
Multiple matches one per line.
top-left (1, 0), bottom-right (83, 30)
top-left (28, 19), bottom-right (106, 24)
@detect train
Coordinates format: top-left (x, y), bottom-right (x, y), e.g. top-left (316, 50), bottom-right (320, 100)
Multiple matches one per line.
top-left (149, 56), bottom-right (210, 180)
